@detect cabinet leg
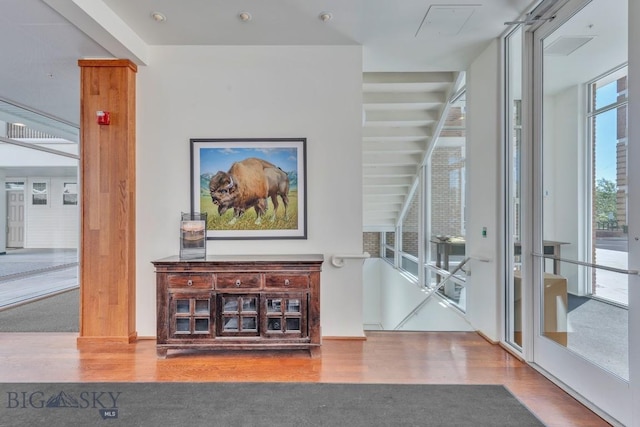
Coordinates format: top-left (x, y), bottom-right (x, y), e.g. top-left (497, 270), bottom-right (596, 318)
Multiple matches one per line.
top-left (309, 346), bottom-right (321, 359)
top-left (157, 348), bottom-right (168, 359)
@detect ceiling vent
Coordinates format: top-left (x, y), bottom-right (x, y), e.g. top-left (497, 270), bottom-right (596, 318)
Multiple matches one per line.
top-left (544, 36), bottom-right (595, 56)
top-left (415, 5), bottom-right (481, 37)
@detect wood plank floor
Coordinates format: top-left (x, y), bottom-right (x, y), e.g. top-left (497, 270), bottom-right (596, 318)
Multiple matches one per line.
top-left (0, 331), bottom-right (609, 426)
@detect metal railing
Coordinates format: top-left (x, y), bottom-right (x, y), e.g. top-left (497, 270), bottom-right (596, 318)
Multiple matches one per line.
top-left (532, 252), bottom-right (639, 275)
top-left (394, 256), bottom-right (471, 330)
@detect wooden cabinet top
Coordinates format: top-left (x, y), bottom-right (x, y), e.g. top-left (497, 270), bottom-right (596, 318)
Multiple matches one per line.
top-left (152, 254), bottom-right (324, 267)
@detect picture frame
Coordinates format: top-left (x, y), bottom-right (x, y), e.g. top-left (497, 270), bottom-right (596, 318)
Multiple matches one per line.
top-left (190, 138), bottom-right (307, 240)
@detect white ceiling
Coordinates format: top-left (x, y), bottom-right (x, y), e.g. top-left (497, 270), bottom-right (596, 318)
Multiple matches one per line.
top-left (0, 0), bottom-right (628, 229)
top-left (0, 0), bottom-right (112, 126)
top-left (99, 0), bottom-right (533, 72)
top-left (1, 0), bottom-right (626, 230)
top-left (0, 0), bottom-right (537, 126)
top-left (0, 0), bottom-right (538, 230)
top-left (23, 1), bottom-right (633, 229)
top-left (543, 0), bottom-right (627, 94)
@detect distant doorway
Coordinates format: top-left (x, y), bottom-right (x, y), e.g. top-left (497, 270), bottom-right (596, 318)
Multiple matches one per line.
top-left (6, 187), bottom-right (25, 248)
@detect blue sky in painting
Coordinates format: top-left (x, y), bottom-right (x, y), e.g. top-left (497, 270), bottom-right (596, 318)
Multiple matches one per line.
top-left (199, 146), bottom-right (298, 175)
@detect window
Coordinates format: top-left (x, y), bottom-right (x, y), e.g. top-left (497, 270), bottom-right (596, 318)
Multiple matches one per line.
top-left (400, 187), bottom-right (420, 276)
top-left (31, 182), bottom-right (48, 205)
top-left (383, 231), bottom-right (395, 264)
top-left (6, 181), bottom-right (25, 190)
top-left (429, 95), bottom-right (466, 241)
top-left (588, 65), bottom-right (629, 303)
top-left (63, 182), bottom-right (78, 205)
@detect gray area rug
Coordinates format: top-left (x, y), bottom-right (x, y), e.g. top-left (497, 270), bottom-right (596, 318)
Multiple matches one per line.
top-left (0, 289), bottom-right (78, 332)
top-left (0, 383), bottom-right (543, 427)
top-left (567, 294), bottom-right (628, 379)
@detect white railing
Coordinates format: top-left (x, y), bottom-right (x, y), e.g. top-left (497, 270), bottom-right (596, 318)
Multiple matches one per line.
top-left (394, 256), bottom-right (471, 330)
top-left (331, 252), bottom-right (371, 268)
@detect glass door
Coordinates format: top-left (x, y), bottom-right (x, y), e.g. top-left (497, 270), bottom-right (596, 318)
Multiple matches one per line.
top-left (530, 0), bottom-right (635, 424)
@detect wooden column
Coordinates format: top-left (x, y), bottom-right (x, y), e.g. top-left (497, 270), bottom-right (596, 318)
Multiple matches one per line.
top-left (78, 59), bottom-right (137, 344)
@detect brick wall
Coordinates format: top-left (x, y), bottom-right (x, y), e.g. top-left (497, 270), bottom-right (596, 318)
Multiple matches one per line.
top-left (431, 146), bottom-right (464, 237)
top-left (616, 77), bottom-right (628, 229)
top-left (363, 232), bottom-right (380, 257)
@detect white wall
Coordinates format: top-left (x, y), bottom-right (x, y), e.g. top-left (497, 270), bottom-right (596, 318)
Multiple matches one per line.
top-left (136, 45), bottom-right (363, 338)
top-left (362, 257), bottom-right (382, 328)
top-left (23, 177), bottom-right (79, 248)
top-left (0, 144), bottom-right (77, 167)
top-left (465, 39), bottom-right (502, 340)
top-left (364, 258), bottom-right (474, 331)
top-left (1, 174), bottom-right (79, 249)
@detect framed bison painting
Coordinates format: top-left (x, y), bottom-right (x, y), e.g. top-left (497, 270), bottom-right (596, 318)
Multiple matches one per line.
top-left (190, 138), bottom-right (307, 239)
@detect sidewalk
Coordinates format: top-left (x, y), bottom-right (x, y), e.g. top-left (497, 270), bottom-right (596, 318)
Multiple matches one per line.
top-left (594, 248), bottom-right (628, 305)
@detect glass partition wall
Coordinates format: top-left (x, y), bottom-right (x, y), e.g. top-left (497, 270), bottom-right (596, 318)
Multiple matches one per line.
top-left (380, 87), bottom-right (466, 318)
top-left (505, 26), bottom-right (524, 348)
top-left (400, 185), bottom-right (420, 276)
top-left (426, 92), bottom-right (467, 310)
top-left (379, 88), bottom-right (468, 313)
top-left (0, 99), bottom-right (79, 310)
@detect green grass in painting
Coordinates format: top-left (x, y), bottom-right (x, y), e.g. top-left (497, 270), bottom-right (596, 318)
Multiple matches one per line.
top-left (200, 190), bottom-right (299, 231)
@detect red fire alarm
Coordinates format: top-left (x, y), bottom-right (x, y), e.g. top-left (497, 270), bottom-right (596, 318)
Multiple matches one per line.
top-left (96, 111), bottom-right (111, 125)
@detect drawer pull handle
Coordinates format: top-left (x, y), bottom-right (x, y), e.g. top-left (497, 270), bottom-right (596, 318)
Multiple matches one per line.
top-left (187, 279), bottom-right (193, 287)
top-left (235, 279), bottom-right (241, 287)
top-left (284, 279), bottom-right (290, 286)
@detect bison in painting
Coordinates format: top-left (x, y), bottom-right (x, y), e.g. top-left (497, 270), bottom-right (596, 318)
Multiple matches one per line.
top-left (208, 157), bottom-right (289, 224)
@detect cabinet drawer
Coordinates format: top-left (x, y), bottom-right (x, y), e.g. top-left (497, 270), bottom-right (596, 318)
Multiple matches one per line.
top-left (216, 273), bottom-right (261, 289)
top-left (265, 274), bottom-right (309, 289)
top-left (167, 274), bottom-right (212, 289)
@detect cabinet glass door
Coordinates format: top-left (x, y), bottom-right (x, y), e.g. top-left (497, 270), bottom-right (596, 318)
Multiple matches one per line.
top-left (263, 294), bottom-right (306, 338)
top-left (169, 293), bottom-right (213, 337)
top-left (217, 295), bottom-right (259, 336)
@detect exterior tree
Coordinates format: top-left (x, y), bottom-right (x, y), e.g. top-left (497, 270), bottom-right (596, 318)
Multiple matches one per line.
top-left (595, 177), bottom-right (617, 223)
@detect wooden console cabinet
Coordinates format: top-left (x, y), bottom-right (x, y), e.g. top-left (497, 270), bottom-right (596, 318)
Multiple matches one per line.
top-left (152, 254), bottom-right (323, 358)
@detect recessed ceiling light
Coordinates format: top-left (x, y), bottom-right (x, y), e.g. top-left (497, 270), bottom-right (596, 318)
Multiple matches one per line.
top-left (319, 12), bottom-right (333, 22)
top-left (151, 12), bottom-right (166, 23)
top-left (239, 12), bottom-right (252, 22)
